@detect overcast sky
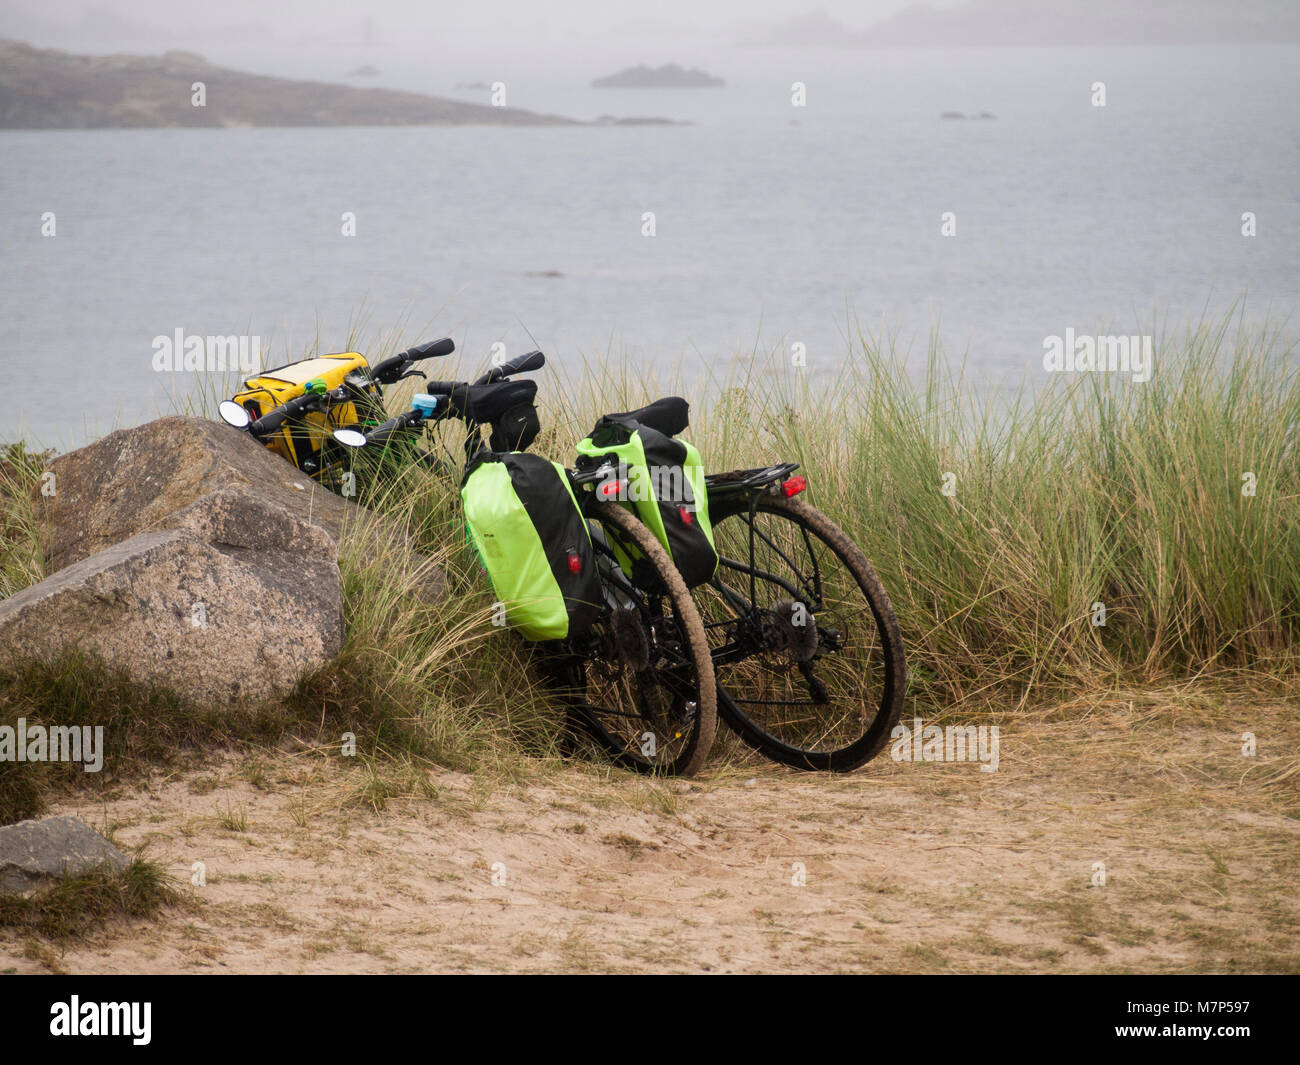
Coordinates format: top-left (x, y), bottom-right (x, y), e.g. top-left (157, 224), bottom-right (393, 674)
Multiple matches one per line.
top-left (0, 0), bottom-right (962, 47)
top-left (2, 0), bottom-right (1294, 53)
top-left (2, 0), bottom-right (928, 38)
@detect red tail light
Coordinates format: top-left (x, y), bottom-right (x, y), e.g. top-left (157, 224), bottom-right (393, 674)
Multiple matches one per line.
top-left (781, 475), bottom-right (807, 498)
top-left (599, 479), bottom-right (625, 499)
top-left (679, 506), bottom-right (694, 526)
top-left (567, 548), bottom-right (582, 573)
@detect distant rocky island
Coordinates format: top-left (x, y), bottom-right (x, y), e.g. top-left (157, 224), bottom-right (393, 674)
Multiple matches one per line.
top-left (0, 40), bottom-right (584, 128)
top-left (592, 64), bottom-right (724, 89)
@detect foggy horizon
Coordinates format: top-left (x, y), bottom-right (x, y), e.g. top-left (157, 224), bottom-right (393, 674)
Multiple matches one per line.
top-left (3, 0), bottom-right (1297, 64)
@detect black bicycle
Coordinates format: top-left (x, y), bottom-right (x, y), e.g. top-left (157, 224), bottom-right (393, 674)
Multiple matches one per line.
top-left (599, 399), bottom-right (906, 773)
top-left (334, 354), bottom-right (719, 777)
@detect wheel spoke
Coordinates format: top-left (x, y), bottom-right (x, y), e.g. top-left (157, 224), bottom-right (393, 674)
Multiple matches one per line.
top-left (694, 496), bottom-right (903, 769)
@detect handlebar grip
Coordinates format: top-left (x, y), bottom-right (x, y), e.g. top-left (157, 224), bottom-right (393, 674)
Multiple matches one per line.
top-left (404, 337), bottom-right (455, 361)
top-left (474, 350), bottom-right (545, 386)
top-left (363, 410), bottom-right (423, 448)
top-left (248, 392), bottom-right (315, 438)
top-left (361, 417), bottom-right (403, 448)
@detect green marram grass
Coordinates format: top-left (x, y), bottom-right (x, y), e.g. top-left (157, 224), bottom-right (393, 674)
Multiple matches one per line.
top-left (0, 856), bottom-right (181, 941)
top-left (542, 316), bottom-right (1298, 707)
top-left (0, 313), bottom-right (1295, 820)
top-left (342, 311), bottom-right (1298, 714)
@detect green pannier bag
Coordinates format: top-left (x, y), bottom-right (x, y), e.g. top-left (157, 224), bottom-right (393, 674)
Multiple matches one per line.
top-left (575, 410), bottom-right (718, 588)
top-left (461, 451), bottom-right (603, 641)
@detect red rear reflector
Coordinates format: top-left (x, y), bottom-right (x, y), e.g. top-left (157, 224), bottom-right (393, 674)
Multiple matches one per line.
top-left (679, 506), bottom-right (694, 526)
top-left (567, 549), bottom-right (582, 573)
top-left (781, 475), bottom-right (807, 497)
top-left (599, 479), bottom-right (624, 499)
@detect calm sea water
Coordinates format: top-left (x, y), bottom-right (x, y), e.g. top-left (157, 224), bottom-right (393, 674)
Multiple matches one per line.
top-left (1, 44), bottom-right (1296, 449)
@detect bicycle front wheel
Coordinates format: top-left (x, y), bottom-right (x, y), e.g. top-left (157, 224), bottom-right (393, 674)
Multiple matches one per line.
top-left (695, 493), bottom-right (905, 771)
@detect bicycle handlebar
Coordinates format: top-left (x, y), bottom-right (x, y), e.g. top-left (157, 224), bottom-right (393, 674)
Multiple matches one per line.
top-left (341, 348), bottom-right (547, 454)
top-left (474, 350), bottom-right (544, 386)
top-left (370, 336), bottom-right (456, 385)
top-left (247, 390), bottom-right (319, 438)
top-left (407, 337), bottom-right (456, 361)
top-left (423, 380), bottom-right (461, 395)
top-left (422, 350), bottom-right (546, 420)
top-left (359, 409), bottom-right (425, 448)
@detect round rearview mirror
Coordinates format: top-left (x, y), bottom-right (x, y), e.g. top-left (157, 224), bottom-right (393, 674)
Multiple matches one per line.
top-left (218, 400), bottom-right (251, 429)
top-left (332, 428), bottom-right (368, 448)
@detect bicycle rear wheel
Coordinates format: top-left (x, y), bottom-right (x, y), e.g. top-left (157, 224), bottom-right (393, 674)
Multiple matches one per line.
top-left (695, 493), bottom-right (905, 771)
top-left (545, 502), bottom-right (718, 777)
